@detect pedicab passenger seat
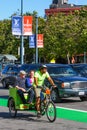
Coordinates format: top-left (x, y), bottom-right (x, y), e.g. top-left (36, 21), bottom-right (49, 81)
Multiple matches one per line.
top-left (9, 87), bottom-right (29, 110)
top-left (9, 87), bottom-right (23, 105)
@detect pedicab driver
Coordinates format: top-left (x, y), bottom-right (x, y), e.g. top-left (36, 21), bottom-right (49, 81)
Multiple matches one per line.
top-left (33, 65), bottom-right (56, 118)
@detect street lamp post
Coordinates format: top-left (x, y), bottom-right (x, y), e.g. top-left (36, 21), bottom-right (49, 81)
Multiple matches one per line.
top-left (20, 0), bottom-right (24, 64)
top-left (35, 15), bottom-right (38, 64)
top-left (84, 51), bottom-right (86, 63)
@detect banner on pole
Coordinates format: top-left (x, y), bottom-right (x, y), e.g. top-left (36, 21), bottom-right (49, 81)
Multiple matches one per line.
top-left (29, 35), bottom-right (36, 48)
top-left (23, 16), bottom-right (32, 36)
top-left (37, 34), bottom-right (43, 48)
top-left (12, 16), bottom-right (22, 35)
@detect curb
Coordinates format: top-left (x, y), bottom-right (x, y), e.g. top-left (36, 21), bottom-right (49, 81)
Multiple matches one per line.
top-left (0, 98), bottom-right (87, 123)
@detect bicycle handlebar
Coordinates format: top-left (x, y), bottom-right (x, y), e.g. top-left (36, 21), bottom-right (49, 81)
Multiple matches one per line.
top-left (26, 86), bottom-right (33, 92)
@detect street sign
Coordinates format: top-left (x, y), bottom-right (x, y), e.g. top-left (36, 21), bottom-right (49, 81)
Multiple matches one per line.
top-left (12, 16), bottom-right (22, 35)
top-left (23, 16), bottom-right (33, 35)
top-left (37, 34), bottom-right (43, 48)
top-left (29, 35), bottom-right (36, 48)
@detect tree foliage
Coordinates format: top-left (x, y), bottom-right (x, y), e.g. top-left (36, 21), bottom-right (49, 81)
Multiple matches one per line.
top-left (0, 9), bottom-right (87, 63)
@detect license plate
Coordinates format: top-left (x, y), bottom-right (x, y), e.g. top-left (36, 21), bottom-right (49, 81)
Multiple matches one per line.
top-left (79, 92), bottom-right (85, 96)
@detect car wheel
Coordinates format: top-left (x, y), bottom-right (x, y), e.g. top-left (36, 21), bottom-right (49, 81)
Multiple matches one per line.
top-left (51, 89), bottom-right (61, 103)
top-left (2, 80), bottom-right (8, 88)
top-left (80, 97), bottom-right (87, 101)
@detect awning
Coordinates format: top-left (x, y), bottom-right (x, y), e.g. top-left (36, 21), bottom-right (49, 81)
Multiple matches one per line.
top-left (0, 54), bottom-right (17, 61)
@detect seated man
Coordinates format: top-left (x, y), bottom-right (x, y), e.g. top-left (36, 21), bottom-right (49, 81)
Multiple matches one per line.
top-left (15, 70), bottom-right (27, 104)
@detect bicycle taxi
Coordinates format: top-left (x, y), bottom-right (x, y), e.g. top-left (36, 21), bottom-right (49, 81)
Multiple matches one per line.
top-left (8, 86), bottom-right (56, 122)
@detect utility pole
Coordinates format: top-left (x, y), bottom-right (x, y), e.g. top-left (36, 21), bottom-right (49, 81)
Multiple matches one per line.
top-left (20, 0), bottom-right (24, 64)
top-left (35, 15), bottom-right (38, 64)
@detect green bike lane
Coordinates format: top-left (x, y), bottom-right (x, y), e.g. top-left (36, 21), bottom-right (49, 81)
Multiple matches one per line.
top-left (0, 98), bottom-right (87, 123)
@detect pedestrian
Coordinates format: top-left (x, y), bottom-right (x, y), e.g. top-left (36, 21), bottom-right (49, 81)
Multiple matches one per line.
top-left (71, 56), bottom-right (75, 64)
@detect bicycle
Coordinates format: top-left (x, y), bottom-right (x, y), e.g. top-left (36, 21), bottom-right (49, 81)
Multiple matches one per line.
top-left (40, 86), bottom-right (56, 122)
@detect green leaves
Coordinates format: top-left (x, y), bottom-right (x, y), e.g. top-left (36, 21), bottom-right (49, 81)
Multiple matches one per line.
top-left (42, 10), bottom-right (87, 62)
top-left (0, 9), bottom-right (87, 63)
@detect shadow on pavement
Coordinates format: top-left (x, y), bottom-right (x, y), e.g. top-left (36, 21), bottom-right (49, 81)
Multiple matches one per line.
top-left (0, 112), bottom-right (50, 123)
top-left (0, 86), bottom-right (8, 90)
top-left (0, 95), bottom-right (8, 99)
top-left (58, 98), bottom-right (81, 104)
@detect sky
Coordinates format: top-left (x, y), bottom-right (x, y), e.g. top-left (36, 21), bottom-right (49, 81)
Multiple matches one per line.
top-left (0, 0), bottom-right (87, 20)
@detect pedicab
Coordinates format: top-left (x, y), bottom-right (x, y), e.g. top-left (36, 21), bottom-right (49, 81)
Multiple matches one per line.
top-left (8, 86), bottom-right (56, 122)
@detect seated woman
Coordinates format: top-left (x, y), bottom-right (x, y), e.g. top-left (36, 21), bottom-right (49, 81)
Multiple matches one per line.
top-left (25, 70), bottom-right (35, 104)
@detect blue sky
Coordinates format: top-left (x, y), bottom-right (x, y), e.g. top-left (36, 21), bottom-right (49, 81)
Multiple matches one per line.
top-left (0, 0), bottom-right (87, 20)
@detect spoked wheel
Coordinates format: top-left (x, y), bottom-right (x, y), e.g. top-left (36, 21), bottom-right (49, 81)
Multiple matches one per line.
top-left (9, 98), bottom-right (17, 117)
top-left (2, 80), bottom-right (8, 89)
top-left (40, 101), bottom-right (46, 116)
top-left (46, 101), bottom-right (56, 122)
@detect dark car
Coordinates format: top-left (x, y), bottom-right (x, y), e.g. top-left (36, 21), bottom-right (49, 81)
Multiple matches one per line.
top-left (44, 64), bottom-right (87, 102)
top-left (1, 64), bottom-right (41, 88)
top-left (1, 64), bottom-right (20, 88)
top-left (70, 64), bottom-right (87, 78)
top-left (2, 63), bottom-right (87, 103)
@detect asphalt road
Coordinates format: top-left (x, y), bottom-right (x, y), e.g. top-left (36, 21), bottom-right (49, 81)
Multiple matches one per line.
top-left (0, 106), bottom-right (87, 130)
top-left (0, 83), bottom-right (87, 129)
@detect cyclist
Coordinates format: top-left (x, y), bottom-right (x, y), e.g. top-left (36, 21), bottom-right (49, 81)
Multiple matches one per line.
top-left (33, 65), bottom-right (56, 118)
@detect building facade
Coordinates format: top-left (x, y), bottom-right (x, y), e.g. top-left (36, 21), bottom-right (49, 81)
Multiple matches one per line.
top-left (45, 0), bottom-right (85, 16)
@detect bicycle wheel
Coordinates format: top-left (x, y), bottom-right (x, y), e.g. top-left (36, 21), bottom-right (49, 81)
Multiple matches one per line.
top-left (40, 101), bottom-right (46, 116)
top-left (9, 98), bottom-right (17, 118)
top-left (46, 101), bottom-right (56, 122)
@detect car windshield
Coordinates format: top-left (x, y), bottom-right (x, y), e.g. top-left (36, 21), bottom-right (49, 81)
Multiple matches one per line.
top-left (19, 64), bottom-right (40, 73)
top-left (74, 66), bottom-right (87, 75)
top-left (48, 66), bottom-right (77, 77)
top-left (2, 65), bottom-right (19, 74)
top-left (19, 64), bottom-right (30, 72)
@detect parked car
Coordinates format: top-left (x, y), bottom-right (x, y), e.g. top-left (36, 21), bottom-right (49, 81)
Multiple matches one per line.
top-left (44, 64), bottom-right (87, 102)
top-left (1, 64), bottom-right (20, 88)
top-left (70, 64), bottom-right (87, 78)
top-left (2, 63), bottom-right (87, 103)
top-left (1, 64), bottom-right (41, 88)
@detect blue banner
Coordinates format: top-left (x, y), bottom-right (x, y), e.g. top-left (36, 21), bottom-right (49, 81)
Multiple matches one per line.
top-left (12, 16), bottom-right (22, 35)
top-left (29, 35), bottom-right (36, 48)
